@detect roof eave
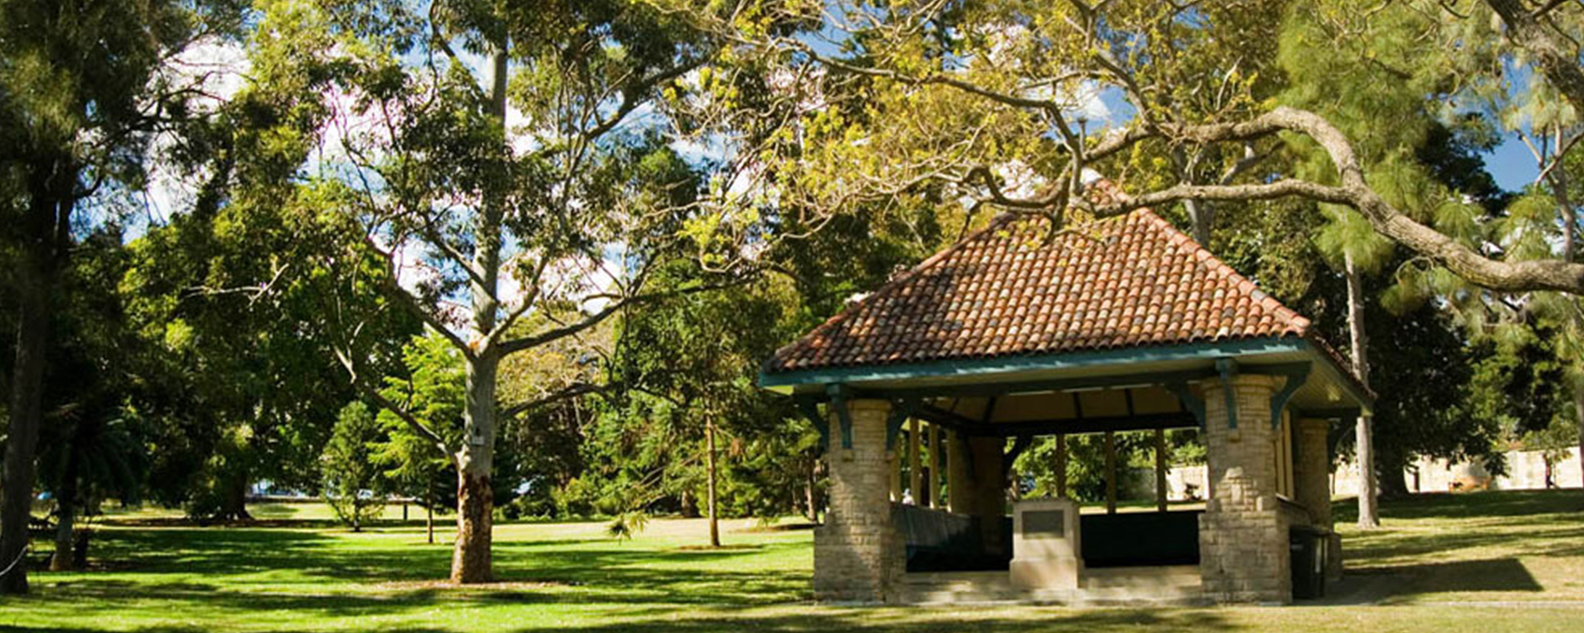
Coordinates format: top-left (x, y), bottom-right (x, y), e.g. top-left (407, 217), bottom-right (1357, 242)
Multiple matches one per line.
top-left (759, 336), bottom-right (1307, 392)
top-left (759, 335), bottom-right (1371, 413)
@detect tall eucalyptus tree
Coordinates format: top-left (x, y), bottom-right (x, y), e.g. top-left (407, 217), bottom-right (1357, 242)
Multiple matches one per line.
top-left (238, 0), bottom-right (755, 582)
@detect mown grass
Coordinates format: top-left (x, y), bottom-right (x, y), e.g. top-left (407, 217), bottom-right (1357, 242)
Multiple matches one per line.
top-left (2, 490), bottom-right (1582, 632)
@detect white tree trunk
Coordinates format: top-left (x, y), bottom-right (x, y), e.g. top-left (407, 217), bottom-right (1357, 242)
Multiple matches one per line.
top-left (706, 417), bottom-right (720, 547)
top-left (1345, 251), bottom-right (1380, 529)
top-left (451, 43), bottom-right (509, 584)
top-left (451, 352), bottom-right (498, 582)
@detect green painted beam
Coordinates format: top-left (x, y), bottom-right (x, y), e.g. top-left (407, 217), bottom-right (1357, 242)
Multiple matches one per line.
top-left (1164, 382), bottom-right (1206, 428)
top-left (1295, 406), bottom-right (1363, 420)
top-left (758, 337), bottom-right (1307, 389)
top-left (972, 413), bottom-right (1200, 437)
top-left (884, 397), bottom-right (920, 450)
top-left (913, 403), bottom-right (1197, 437)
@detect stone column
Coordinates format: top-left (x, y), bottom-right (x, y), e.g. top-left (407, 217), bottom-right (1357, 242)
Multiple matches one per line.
top-left (907, 418), bottom-right (921, 503)
top-left (1293, 417), bottom-right (1343, 583)
top-left (813, 399), bottom-right (905, 602)
top-left (1198, 373), bottom-right (1291, 604)
top-left (967, 436), bottom-right (1007, 556)
top-left (944, 433), bottom-right (1006, 555)
top-left (947, 430), bottom-right (968, 513)
top-left (1292, 418), bottom-right (1332, 527)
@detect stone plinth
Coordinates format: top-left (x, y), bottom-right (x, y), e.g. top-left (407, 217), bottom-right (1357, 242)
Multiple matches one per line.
top-left (1009, 497), bottom-right (1083, 591)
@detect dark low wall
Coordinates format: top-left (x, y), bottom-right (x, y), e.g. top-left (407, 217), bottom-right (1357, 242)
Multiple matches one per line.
top-left (893, 504), bottom-right (1012, 572)
top-left (897, 505), bottom-right (1201, 571)
top-left (1080, 510), bottom-right (1202, 568)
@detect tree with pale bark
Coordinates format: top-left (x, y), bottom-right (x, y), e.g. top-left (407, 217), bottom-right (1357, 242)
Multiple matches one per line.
top-left (231, 0), bottom-right (762, 583)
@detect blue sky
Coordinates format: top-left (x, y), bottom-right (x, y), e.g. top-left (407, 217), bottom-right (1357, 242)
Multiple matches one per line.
top-left (1486, 135), bottom-right (1540, 192)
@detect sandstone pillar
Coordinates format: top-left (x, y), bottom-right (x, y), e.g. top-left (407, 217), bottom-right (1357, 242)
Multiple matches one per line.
top-left (1294, 417), bottom-right (1343, 583)
top-left (945, 433), bottom-right (1006, 556)
top-left (1292, 418), bottom-right (1332, 527)
top-left (1198, 373), bottom-right (1291, 604)
top-left (968, 436), bottom-right (1007, 556)
top-left (813, 399), bottom-right (905, 602)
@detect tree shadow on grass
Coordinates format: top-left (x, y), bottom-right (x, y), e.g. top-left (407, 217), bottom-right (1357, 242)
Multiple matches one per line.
top-left (1343, 525), bottom-right (1584, 564)
top-left (1333, 489), bottom-right (1584, 524)
top-left (34, 529), bottom-right (813, 620)
top-left (0, 610), bottom-right (1236, 633)
top-left (505, 607), bottom-right (1238, 633)
top-left (1316, 557), bottom-right (1543, 606)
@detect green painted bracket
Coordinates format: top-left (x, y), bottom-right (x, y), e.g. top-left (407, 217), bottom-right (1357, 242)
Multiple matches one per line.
top-left (1266, 362), bottom-right (1311, 429)
top-left (1216, 358), bottom-right (1239, 430)
top-left (826, 384), bottom-right (854, 449)
top-left (1165, 382), bottom-right (1206, 428)
top-left (885, 397), bottom-right (921, 450)
top-left (794, 394), bottom-right (829, 451)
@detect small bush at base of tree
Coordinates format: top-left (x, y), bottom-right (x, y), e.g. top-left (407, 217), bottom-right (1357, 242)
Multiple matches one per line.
top-left (322, 403), bottom-right (386, 532)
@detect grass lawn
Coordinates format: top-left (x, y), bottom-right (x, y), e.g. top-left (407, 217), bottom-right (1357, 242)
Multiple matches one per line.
top-left (2, 490), bottom-right (1582, 632)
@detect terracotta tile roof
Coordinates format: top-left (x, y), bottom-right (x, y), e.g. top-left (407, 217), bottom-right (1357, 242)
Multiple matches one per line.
top-left (764, 208), bottom-right (1318, 374)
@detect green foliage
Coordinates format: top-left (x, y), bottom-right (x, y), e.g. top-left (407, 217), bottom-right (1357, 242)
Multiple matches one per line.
top-left (321, 402), bottom-right (387, 531)
top-left (605, 510), bottom-right (649, 543)
top-left (1013, 430), bottom-right (1199, 503)
top-left (372, 333), bottom-right (463, 512)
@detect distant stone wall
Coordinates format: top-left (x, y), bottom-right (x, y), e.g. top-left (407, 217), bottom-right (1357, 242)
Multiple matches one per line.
top-left (1168, 447), bottom-right (1583, 500)
top-left (1332, 448), bottom-right (1583, 495)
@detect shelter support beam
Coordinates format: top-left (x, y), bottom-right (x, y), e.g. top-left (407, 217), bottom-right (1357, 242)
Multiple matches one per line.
top-left (928, 424), bottom-right (941, 509)
top-left (1056, 434), bottom-right (1068, 498)
top-left (1105, 431), bottom-right (1117, 515)
top-left (947, 430), bottom-right (967, 513)
top-left (1155, 428), bottom-right (1168, 512)
top-left (908, 418), bottom-right (921, 502)
top-left (1294, 417), bottom-right (1343, 583)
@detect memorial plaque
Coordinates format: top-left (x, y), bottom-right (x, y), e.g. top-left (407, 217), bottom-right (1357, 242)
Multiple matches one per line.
top-left (1023, 509), bottom-right (1065, 538)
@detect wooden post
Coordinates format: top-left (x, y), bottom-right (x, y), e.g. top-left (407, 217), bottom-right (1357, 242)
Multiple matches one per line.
top-left (1055, 434), bottom-right (1068, 498)
top-left (890, 436), bottom-right (903, 502)
top-left (928, 423), bottom-right (941, 509)
top-left (1155, 428), bottom-right (1168, 512)
top-left (1105, 431), bottom-right (1117, 515)
top-left (908, 418), bottom-right (921, 503)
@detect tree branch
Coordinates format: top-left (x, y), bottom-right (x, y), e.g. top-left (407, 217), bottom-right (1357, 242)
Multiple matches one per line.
top-left (499, 382), bottom-right (612, 420)
top-left (495, 279), bottom-right (748, 356)
top-left (1487, 0), bottom-right (1584, 116)
top-left (333, 345), bottom-right (451, 457)
top-left (364, 235), bottom-right (477, 360)
top-left (1094, 106), bottom-right (1584, 293)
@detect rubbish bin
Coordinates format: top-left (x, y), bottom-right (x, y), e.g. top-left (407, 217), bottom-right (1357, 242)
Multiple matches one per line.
top-left (1289, 526), bottom-right (1327, 599)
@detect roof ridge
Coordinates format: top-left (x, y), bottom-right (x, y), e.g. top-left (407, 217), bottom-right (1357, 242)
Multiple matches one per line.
top-left (761, 212), bottom-right (1020, 372)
